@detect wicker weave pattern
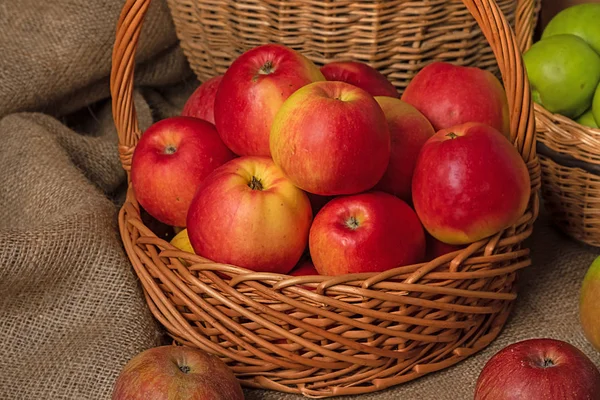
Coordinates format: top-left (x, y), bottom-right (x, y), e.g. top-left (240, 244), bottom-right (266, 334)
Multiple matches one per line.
top-left (539, 154), bottom-right (600, 247)
top-left (110, 0), bottom-right (540, 396)
top-left (531, 78), bottom-right (600, 246)
top-left (165, 0), bottom-right (534, 92)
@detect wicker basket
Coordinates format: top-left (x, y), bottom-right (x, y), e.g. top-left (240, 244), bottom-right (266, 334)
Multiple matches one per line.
top-left (532, 103), bottom-right (600, 247)
top-left (164, 0), bottom-right (539, 92)
top-left (110, 0), bottom-right (541, 396)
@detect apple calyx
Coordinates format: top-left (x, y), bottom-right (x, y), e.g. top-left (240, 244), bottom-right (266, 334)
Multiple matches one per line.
top-left (164, 144), bottom-right (177, 155)
top-left (445, 132), bottom-right (458, 140)
top-left (345, 216), bottom-right (360, 230)
top-left (179, 364), bottom-right (191, 374)
top-left (248, 176), bottom-right (264, 191)
top-left (541, 358), bottom-right (556, 368)
top-left (530, 355), bottom-right (557, 369)
top-left (259, 60), bottom-right (275, 75)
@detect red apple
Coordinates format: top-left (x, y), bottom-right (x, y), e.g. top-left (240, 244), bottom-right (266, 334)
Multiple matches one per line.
top-left (270, 81), bottom-right (391, 196)
top-left (474, 338), bottom-right (600, 399)
top-left (373, 96), bottom-right (435, 203)
top-left (309, 191), bottom-right (426, 276)
top-left (320, 61), bottom-right (399, 98)
top-left (214, 44), bottom-right (325, 156)
top-left (425, 233), bottom-right (465, 261)
top-left (112, 345), bottom-right (244, 400)
top-left (131, 116), bottom-right (235, 227)
top-left (412, 122), bottom-right (530, 245)
top-left (186, 156), bottom-right (312, 274)
top-left (290, 259), bottom-right (319, 276)
top-left (181, 75), bottom-right (223, 125)
top-left (401, 62), bottom-right (510, 137)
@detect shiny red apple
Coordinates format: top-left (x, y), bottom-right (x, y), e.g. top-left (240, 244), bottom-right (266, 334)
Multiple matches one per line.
top-left (214, 44), bottom-right (324, 156)
top-left (412, 122), bottom-right (530, 245)
top-left (474, 338), bottom-right (600, 399)
top-left (401, 62), bottom-right (510, 137)
top-left (309, 191), bottom-right (426, 276)
top-left (131, 116), bottom-right (235, 227)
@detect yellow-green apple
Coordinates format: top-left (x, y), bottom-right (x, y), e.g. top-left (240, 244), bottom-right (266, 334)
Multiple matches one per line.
top-left (593, 82), bottom-right (600, 127)
top-left (270, 81), bottom-right (391, 196)
top-left (112, 345), bottom-right (244, 400)
top-left (170, 228), bottom-right (195, 254)
top-left (320, 61), bottom-right (399, 98)
top-left (181, 75), bottom-right (222, 125)
top-left (214, 44), bottom-right (325, 156)
top-left (523, 34), bottom-right (600, 119)
top-left (411, 122), bottom-right (530, 245)
top-left (474, 338), bottom-right (600, 400)
top-left (580, 255), bottom-right (600, 351)
top-left (373, 96), bottom-right (435, 203)
top-left (131, 116), bottom-right (235, 228)
top-left (309, 191), bottom-right (425, 276)
top-left (186, 156), bottom-right (312, 274)
top-left (542, 3), bottom-right (600, 55)
top-left (576, 108), bottom-right (598, 129)
top-left (401, 62), bottom-right (510, 137)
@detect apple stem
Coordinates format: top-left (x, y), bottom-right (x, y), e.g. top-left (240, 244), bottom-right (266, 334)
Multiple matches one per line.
top-left (345, 216), bottom-right (360, 230)
top-left (248, 176), bottom-right (263, 191)
top-left (446, 132), bottom-right (458, 140)
top-left (164, 145), bottom-right (177, 154)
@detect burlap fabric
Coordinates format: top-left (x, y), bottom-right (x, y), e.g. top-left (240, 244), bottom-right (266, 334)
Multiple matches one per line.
top-left (0, 0), bottom-right (598, 399)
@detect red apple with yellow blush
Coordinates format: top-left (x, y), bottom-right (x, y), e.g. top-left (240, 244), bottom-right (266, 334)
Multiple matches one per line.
top-left (186, 156), bottom-right (313, 274)
top-left (214, 44), bottom-right (325, 156)
top-left (373, 96), bottom-right (435, 203)
top-left (270, 81), bottom-right (391, 196)
top-left (112, 345), bottom-right (244, 400)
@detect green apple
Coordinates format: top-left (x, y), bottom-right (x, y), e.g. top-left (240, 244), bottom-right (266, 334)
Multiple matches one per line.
top-left (593, 83), bottom-right (600, 128)
top-left (576, 108), bottom-right (598, 129)
top-left (580, 255), bottom-right (600, 352)
top-left (523, 34), bottom-right (600, 119)
top-left (542, 3), bottom-right (600, 55)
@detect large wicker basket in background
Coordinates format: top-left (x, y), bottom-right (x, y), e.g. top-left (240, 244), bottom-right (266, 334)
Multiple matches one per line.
top-left (110, 0), bottom-right (540, 396)
top-left (165, 0), bottom-right (539, 91)
top-left (532, 103), bottom-right (600, 247)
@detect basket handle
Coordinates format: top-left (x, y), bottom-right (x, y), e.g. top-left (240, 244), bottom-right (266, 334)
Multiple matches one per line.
top-left (515, 0), bottom-right (539, 54)
top-left (110, 0), bottom-right (537, 171)
top-left (110, 0), bottom-right (151, 173)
